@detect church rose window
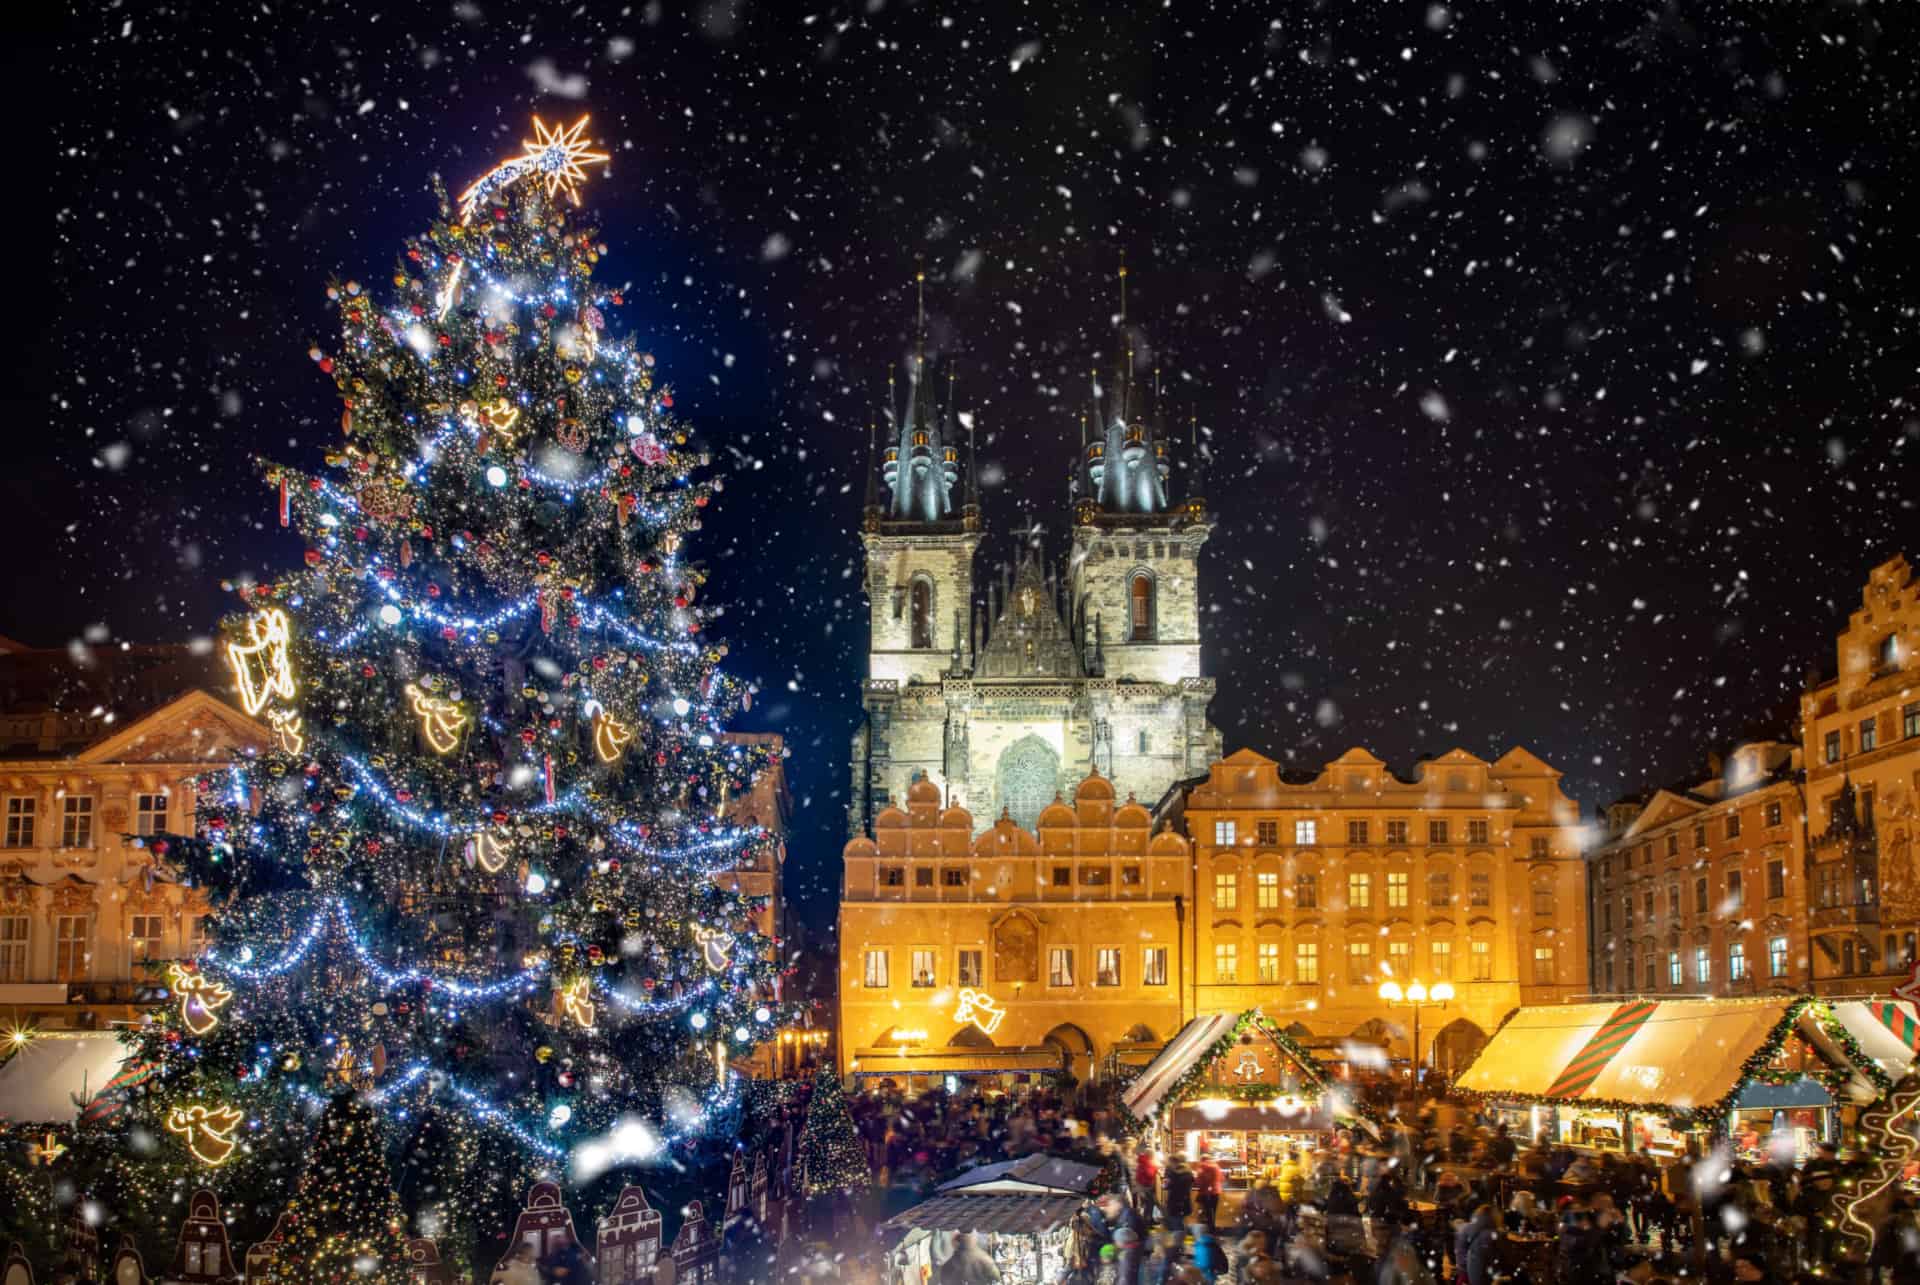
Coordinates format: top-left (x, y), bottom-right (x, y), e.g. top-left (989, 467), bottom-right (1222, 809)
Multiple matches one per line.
top-left (997, 736), bottom-right (1060, 832)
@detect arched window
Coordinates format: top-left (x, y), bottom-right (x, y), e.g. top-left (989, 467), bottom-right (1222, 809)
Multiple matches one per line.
top-left (1128, 572), bottom-right (1154, 642)
top-left (909, 577), bottom-right (933, 650)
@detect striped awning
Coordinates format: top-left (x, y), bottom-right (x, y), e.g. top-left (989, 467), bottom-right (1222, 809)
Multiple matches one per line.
top-left (1121, 1012), bottom-right (1239, 1119)
top-left (882, 1194), bottom-right (1080, 1236)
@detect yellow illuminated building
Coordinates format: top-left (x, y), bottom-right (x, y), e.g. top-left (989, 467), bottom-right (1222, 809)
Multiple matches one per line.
top-left (838, 772), bottom-right (1190, 1083)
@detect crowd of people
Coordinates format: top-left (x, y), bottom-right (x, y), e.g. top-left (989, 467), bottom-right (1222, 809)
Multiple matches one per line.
top-left (847, 1080), bottom-right (1920, 1285)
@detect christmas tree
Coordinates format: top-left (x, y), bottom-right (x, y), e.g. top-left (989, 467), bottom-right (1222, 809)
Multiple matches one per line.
top-left (274, 1093), bottom-right (410, 1283)
top-left (796, 1068), bottom-right (869, 1198)
top-left (111, 114), bottom-right (787, 1258)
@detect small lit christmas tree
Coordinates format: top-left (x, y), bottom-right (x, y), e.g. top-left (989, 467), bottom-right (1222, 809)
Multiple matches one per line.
top-left (275, 1094), bottom-right (410, 1283)
top-left (796, 1068), bottom-right (869, 1198)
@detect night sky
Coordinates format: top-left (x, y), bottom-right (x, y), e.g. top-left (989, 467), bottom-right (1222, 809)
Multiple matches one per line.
top-left (23, 2), bottom-right (1920, 932)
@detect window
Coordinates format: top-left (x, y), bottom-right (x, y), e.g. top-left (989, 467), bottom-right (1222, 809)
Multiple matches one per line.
top-left (1120, 865), bottom-right (1142, 886)
top-left (1668, 951), bottom-right (1683, 988)
top-left (1295, 942), bottom-right (1320, 984)
top-left (1765, 800), bottom-right (1783, 828)
top-left (1347, 820), bottom-right (1369, 845)
top-left (1214, 871), bottom-right (1239, 910)
top-left (1469, 871), bottom-right (1491, 907)
top-left (4, 798), bottom-right (35, 848)
top-left (1052, 867), bottom-right (1071, 888)
top-left (1295, 819), bottom-right (1318, 845)
top-left (1347, 941), bottom-right (1372, 983)
top-left (880, 867), bottom-right (905, 888)
top-left (1214, 942), bottom-right (1238, 984)
top-left (1769, 936), bottom-right (1788, 979)
top-left (1729, 941), bottom-right (1748, 982)
top-left (1048, 947), bottom-right (1075, 987)
top-left (1469, 940), bottom-right (1492, 981)
top-left (1533, 887), bottom-right (1554, 917)
top-left (1694, 946), bottom-right (1711, 986)
top-left (958, 950), bottom-right (983, 987)
top-left (863, 950), bottom-right (889, 988)
top-left (1602, 900), bottom-right (1613, 933)
top-left (915, 868), bottom-right (934, 888)
top-left (1137, 729), bottom-right (1150, 754)
top-left (187, 916), bottom-right (209, 954)
top-left (1427, 870), bottom-right (1452, 906)
top-left (1817, 863), bottom-right (1845, 910)
top-left (55, 915), bottom-right (88, 981)
top-left (1882, 633), bottom-right (1903, 672)
top-left (1666, 834), bottom-right (1679, 857)
top-left (1256, 820), bottom-right (1279, 846)
top-left (1532, 946), bottom-right (1555, 985)
top-left (1644, 955), bottom-right (1657, 991)
top-left (135, 792), bottom-right (168, 836)
top-left (1256, 872), bottom-right (1280, 910)
top-left (1142, 947), bottom-right (1168, 987)
top-left (0, 916), bottom-right (25, 982)
top-left (1726, 870), bottom-right (1743, 912)
top-left (1430, 939), bottom-right (1453, 979)
top-left (1668, 884), bottom-right (1681, 919)
top-left (1096, 948), bottom-right (1122, 987)
top-left (131, 914), bottom-right (163, 963)
top-left (1694, 876), bottom-right (1709, 914)
top-left (1906, 703), bottom-right (1920, 740)
top-left (1861, 716), bottom-right (1879, 754)
top-left (1428, 820), bottom-right (1450, 845)
top-left (1214, 820), bottom-right (1238, 846)
top-left (1641, 843), bottom-right (1653, 866)
top-left (1347, 872), bottom-right (1372, 910)
top-left (1258, 942), bottom-right (1282, 983)
top-left (1643, 890), bottom-right (1655, 922)
top-left (1623, 896), bottom-right (1634, 931)
top-left (1387, 940), bottom-right (1411, 977)
top-left (1767, 859), bottom-right (1786, 900)
top-left (1294, 873), bottom-right (1318, 909)
top-left (1825, 730), bottom-right (1842, 764)
top-left (942, 867), bottom-right (967, 887)
top-left (1693, 824), bottom-right (1708, 850)
top-left (1623, 956), bottom-right (1634, 992)
top-left (1468, 819), bottom-right (1490, 844)
top-left (1530, 835), bottom-right (1551, 860)
top-left (1385, 820), bottom-right (1409, 845)
top-left (1079, 867), bottom-right (1109, 886)
top-left (1128, 573), bottom-right (1154, 642)
top-left (909, 576), bottom-right (933, 649)
top-left (1725, 812), bottom-right (1741, 840)
top-left (1382, 871), bottom-right (1408, 909)
top-left (61, 796), bottom-right (94, 849)
top-left (910, 949), bottom-right (936, 988)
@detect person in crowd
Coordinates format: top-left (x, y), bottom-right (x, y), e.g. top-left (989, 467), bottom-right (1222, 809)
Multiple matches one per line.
top-left (1453, 1203), bottom-right (1497, 1285)
top-left (1146, 1230), bottom-right (1185, 1285)
top-left (1163, 1155), bottom-right (1196, 1230)
top-left (938, 1232), bottom-right (1002, 1284)
top-left (1193, 1152), bottom-right (1225, 1230)
top-left (1189, 1222), bottom-right (1224, 1284)
top-left (1325, 1176), bottom-right (1361, 1218)
top-left (1230, 1229), bottom-right (1273, 1283)
top-left (1135, 1148), bottom-right (1162, 1225)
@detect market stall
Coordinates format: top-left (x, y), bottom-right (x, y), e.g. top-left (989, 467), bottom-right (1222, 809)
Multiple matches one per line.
top-left (1454, 996), bottom-right (1920, 1162)
top-left (848, 1042), bottom-right (1065, 1096)
top-left (1121, 1011), bottom-right (1360, 1191)
top-left (879, 1157), bottom-right (1102, 1285)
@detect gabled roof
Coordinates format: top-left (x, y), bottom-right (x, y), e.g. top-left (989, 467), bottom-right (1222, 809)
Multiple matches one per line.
top-left (1492, 747), bottom-right (1560, 776)
top-left (74, 689), bottom-right (264, 765)
top-left (1615, 789), bottom-right (1706, 840)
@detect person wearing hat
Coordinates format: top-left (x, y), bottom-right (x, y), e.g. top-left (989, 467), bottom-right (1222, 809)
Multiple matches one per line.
top-left (1193, 1151), bottom-right (1226, 1230)
top-left (1188, 1223), bottom-right (1223, 1284)
top-left (1111, 1225), bottom-right (1145, 1285)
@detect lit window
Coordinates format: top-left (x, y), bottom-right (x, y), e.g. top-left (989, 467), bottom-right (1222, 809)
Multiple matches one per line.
top-left (863, 951), bottom-right (889, 988)
top-left (1295, 819), bottom-right (1318, 845)
top-left (1347, 872), bottom-right (1372, 910)
top-left (1258, 942), bottom-right (1281, 983)
top-left (1694, 946), bottom-right (1711, 985)
top-left (958, 950), bottom-right (983, 987)
top-left (1387, 939), bottom-right (1411, 976)
top-left (1214, 820), bottom-right (1237, 846)
top-left (1729, 942), bottom-right (1748, 982)
top-left (1256, 872), bottom-right (1280, 910)
top-left (136, 793), bottom-right (169, 837)
top-left (1142, 947), bottom-right (1168, 987)
top-left (1347, 941), bottom-right (1372, 984)
top-left (1531, 946), bottom-right (1555, 985)
top-left (1906, 702), bottom-right (1920, 740)
top-left (1668, 951), bottom-right (1682, 987)
top-left (61, 796), bottom-right (94, 849)
top-left (1386, 871), bottom-right (1409, 909)
top-left (1214, 942), bottom-right (1238, 984)
top-left (4, 798), bottom-right (35, 848)
top-left (1470, 940), bottom-right (1491, 981)
top-left (1294, 942), bottom-right (1319, 984)
top-left (1214, 871), bottom-right (1239, 910)
top-left (1768, 936), bottom-right (1788, 979)
top-left (910, 949), bottom-right (936, 988)
top-left (1096, 948), bottom-right (1122, 987)
top-left (1048, 948), bottom-right (1074, 987)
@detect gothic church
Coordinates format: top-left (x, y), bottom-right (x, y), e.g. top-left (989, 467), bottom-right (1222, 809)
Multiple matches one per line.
top-left (846, 281), bottom-right (1221, 837)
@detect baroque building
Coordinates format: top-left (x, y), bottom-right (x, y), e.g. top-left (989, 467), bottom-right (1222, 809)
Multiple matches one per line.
top-left (847, 278), bottom-right (1220, 837)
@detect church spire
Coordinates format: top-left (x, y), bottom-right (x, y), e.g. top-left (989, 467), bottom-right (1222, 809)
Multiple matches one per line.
top-left (876, 264), bottom-right (959, 525)
top-left (1076, 260), bottom-right (1170, 517)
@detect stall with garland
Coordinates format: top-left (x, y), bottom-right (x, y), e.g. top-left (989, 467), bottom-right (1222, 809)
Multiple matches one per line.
top-left (1454, 997), bottom-right (1920, 1163)
top-left (878, 1157), bottom-right (1103, 1285)
top-left (1121, 1011), bottom-right (1364, 1190)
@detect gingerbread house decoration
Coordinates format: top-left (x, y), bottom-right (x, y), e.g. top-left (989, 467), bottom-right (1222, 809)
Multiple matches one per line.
top-left (595, 1186), bottom-right (663, 1285)
top-left (162, 1189), bottom-right (239, 1285)
top-left (242, 1214), bottom-right (286, 1284)
top-left (3, 1242), bottom-right (34, 1285)
top-left (669, 1201), bottom-right (718, 1285)
top-left (110, 1235), bottom-right (150, 1285)
top-left (496, 1181), bottom-right (583, 1273)
top-left (723, 1154), bottom-right (750, 1226)
top-left (404, 1238), bottom-right (453, 1285)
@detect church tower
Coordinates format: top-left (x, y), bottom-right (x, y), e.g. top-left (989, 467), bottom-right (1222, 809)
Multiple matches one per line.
top-left (1068, 263), bottom-right (1220, 786)
top-left (849, 270), bottom-right (980, 835)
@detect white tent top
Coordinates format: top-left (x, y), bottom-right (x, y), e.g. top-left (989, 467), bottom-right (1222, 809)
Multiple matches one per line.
top-left (0, 1031), bottom-right (131, 1123)
top-left (1121, 1012), bottom-right (1238, 1120)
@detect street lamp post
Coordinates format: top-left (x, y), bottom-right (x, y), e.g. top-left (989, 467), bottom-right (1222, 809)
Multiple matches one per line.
top-left (1377, 979), bottom-right (1455, 1083)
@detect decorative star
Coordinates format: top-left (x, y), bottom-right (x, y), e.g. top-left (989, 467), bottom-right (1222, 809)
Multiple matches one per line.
top-left (520, 115), bottom-right (611, 204)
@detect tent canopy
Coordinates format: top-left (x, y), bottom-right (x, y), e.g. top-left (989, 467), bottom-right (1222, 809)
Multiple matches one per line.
top-left (0, 1032), bottom-right (131, 1123)
top-left (881, 1194), bottom-right (1081, 1236)
top-left (936, 1155), bottom-right (1101, 1197)
top-left (1121, 1012), bottom-right (1239, 1119)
